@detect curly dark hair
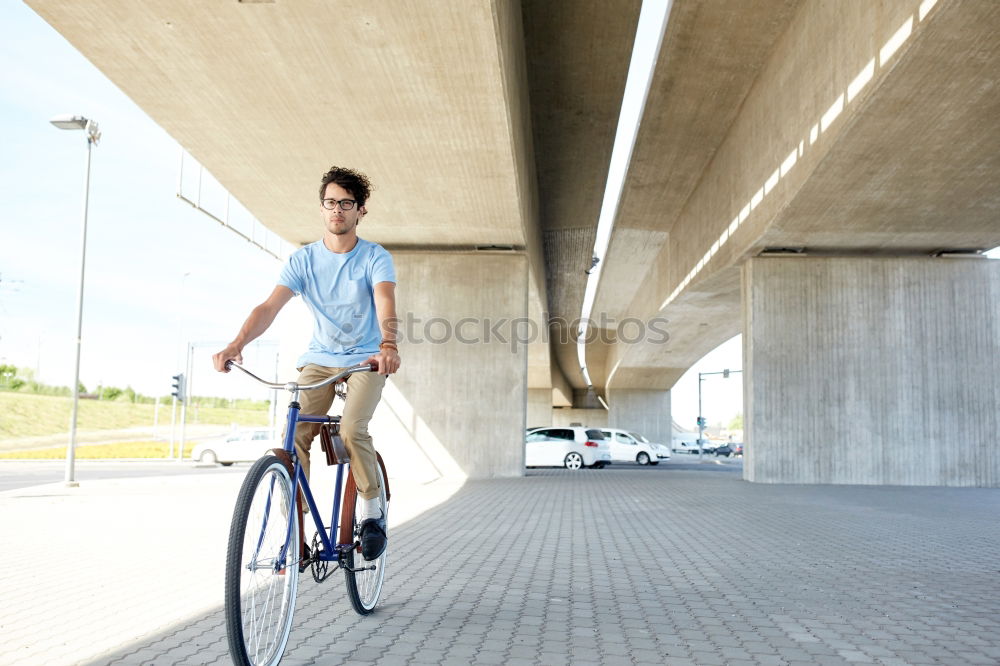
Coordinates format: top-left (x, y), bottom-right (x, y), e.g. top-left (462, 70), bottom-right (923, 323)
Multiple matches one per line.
top-left (319, 166), bottom-right (373, 207)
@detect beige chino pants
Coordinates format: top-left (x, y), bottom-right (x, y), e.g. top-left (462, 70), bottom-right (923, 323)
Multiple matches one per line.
top-left (284, 363), bottom-right (386, 500)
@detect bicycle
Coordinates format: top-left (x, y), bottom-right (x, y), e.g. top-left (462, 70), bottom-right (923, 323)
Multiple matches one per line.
top-left (222, 360), bottom-right (389, 666)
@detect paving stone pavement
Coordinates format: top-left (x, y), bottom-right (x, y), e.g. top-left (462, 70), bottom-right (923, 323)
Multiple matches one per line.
top-left (8, 461), bottom-right (1000, 665)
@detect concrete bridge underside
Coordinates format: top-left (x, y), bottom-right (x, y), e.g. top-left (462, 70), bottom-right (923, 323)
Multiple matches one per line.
top-left (590, 0), bottom-right (1000, 484)
top-left (29, 0), bottom-right (1000, 485)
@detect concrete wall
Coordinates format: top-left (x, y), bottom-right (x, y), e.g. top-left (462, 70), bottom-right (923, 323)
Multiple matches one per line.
top-left (743, 257), bottom-right (1000, 486)
top-left (526, 389), bottom-right (551, 430)
top-left (607, 389), bottom-right (672, 447)
top-left (369, 252), bottom-right (528, 482)
top-left (551, 408), bottom-right (608, 429)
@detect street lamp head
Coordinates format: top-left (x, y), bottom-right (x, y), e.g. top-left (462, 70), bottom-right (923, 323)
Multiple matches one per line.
top-left (49, 114), bottom-right (101, 144)
top-left (49, 114), bottom-right (88, 130)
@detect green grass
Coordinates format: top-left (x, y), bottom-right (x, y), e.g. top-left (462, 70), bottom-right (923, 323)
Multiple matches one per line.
top-left (0, 391), bottom-right (269, 440)
top-left (0, 441), bottom-right (175, 459)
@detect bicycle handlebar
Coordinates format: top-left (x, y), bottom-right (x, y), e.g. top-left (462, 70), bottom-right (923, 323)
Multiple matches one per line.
top-left (225, 360), bottom-right (376, 392)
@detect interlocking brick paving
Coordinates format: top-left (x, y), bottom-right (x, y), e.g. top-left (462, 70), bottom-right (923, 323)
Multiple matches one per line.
top-left (8, 461), bottom-right (998, 666)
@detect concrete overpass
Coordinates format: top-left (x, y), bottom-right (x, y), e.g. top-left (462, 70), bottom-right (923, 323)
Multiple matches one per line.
top-left (29, 0), bottom-right (1000, 486)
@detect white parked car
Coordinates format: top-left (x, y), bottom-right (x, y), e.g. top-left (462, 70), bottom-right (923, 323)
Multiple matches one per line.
top-left (651, 442), bottom-right (673, 460)
top-left (525, 427), bottom-right (612, 469)
top-left (600, 428), bottom-right (670, 465)
top-left (671, 435), bottom-right (713, 454)
top-left (191, 428), bottom-right (280, 465)
top-left (672, 433), bottom-right (702, 454)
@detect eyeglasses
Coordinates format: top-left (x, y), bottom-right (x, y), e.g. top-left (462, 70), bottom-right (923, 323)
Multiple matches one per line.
top-left (321, 198), bottom-right (358, 211)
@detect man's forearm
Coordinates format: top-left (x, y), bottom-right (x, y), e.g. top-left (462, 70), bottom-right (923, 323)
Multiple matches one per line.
top-left (369, 283), bottom-right (401, 375)
top-left (377, 304), bottom-right (398, 344)
top-left (214, 286), bottom-right (292, 372)
top-left (231, 303), bottom-right (279, 349)
top-left (374, 284), bottom-right (398, 344)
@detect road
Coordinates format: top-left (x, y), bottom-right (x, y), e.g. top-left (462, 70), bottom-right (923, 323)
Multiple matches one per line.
top-left (0, 424), bottom-right (232, 452)
top-left (0, 460), bottom-right (249, 492)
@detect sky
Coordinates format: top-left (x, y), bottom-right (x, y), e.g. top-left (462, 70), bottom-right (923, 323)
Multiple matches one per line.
top-left (0, 2), bottom-right (300, 403)
top-left (1, 2), bottom-right (993, 427)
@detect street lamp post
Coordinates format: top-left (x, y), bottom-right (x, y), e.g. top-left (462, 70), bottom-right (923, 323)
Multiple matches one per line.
top-left (50, 115), bottom-right (101, 487)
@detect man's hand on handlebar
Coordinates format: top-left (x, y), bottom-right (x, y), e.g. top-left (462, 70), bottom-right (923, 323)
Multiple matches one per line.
top-left (213, 344), bottom-right (244, 373)
top-left (366, 348), bottom-right (400, 376)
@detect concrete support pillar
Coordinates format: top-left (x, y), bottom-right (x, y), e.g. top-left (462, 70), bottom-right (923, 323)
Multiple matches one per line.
top-left (551, 408), bottom-right (608, 428)
top-left (368, 252), bottom-right (529, 482)
top-left (743, 257), bottom-right (1000, 486)
top-left (607, 389), bottom-right (672, 447)
top-left (527, 389), bottom-right (551, 430)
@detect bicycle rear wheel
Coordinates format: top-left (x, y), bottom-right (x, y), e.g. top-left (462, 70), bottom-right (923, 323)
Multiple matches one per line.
top-left (344, 461), bottom-right (388, 615)
top-left (225, 455), bottom-right (299, 666)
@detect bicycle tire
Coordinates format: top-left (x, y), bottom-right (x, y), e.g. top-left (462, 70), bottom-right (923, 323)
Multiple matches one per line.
top-left (225, 455), bottom-right (299, 666)
top-left (344, 461), bottom-right (388, 615)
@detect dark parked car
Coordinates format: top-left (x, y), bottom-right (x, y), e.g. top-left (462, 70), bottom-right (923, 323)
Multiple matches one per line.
top-left (714, 442), bottom-right (743, 457)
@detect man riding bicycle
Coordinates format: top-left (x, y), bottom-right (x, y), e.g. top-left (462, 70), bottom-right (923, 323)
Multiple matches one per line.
top-left (213, 166), bottom-right (399, 560)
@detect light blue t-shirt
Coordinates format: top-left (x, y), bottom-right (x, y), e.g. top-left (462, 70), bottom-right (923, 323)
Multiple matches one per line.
top-left (278, 237), bottom-right (396, 368)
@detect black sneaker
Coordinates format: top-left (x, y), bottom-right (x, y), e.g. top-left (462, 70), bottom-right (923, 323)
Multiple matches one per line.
top-left (359, 513), bottom-right (387, 560)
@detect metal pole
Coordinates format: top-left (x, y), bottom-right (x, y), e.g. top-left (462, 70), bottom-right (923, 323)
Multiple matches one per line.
top-left (176, 145), bottom-right (184, 199)
top-left (153, 396), bottom-right (160, 437)
top-left (65, 136), bottom-right (93, 487)
top-left (270, 349), bottom-right (279, 435)
top-left (697, 372), bottom-right (704, 463)
top-left (196, 163), bottom-right (203, 208)
top-left (169, 395), bottom-right (177, 458)
top-left (179, 342), bottom-right (193, 461)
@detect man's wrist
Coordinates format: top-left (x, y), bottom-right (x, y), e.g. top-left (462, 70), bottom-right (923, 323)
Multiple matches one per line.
top-left (379, 340), bottom-right (397, 351)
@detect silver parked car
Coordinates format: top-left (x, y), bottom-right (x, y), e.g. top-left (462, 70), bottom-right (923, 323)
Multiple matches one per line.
top-left (190, 428), bottom-right (279, 465)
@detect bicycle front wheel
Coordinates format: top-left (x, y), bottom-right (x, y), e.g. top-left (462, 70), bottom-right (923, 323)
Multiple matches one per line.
top-left (344, 460), bottom-right (388, 615)
top-left (225, 455), bottom-right (299, 666)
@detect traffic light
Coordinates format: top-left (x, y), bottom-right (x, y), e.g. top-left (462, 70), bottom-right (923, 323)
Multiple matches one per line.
top-left (723, 368), bottom-right (730, 378)
top-left (171, 373), bottom-right (185, 402)
top-left (696, 416), bottom-right (707, 428)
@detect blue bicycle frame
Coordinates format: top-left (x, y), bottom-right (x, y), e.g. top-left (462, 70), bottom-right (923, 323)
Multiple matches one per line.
top-left (279, 408), bottom-right (347, 566)
top-left (227, 360), bottom-right (375, 571)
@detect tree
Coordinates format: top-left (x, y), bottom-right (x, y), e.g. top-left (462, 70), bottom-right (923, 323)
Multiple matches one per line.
top-left (100, 385), bottom-right (123, 401)
top-left (727, 413), bottom-right (743, 431)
